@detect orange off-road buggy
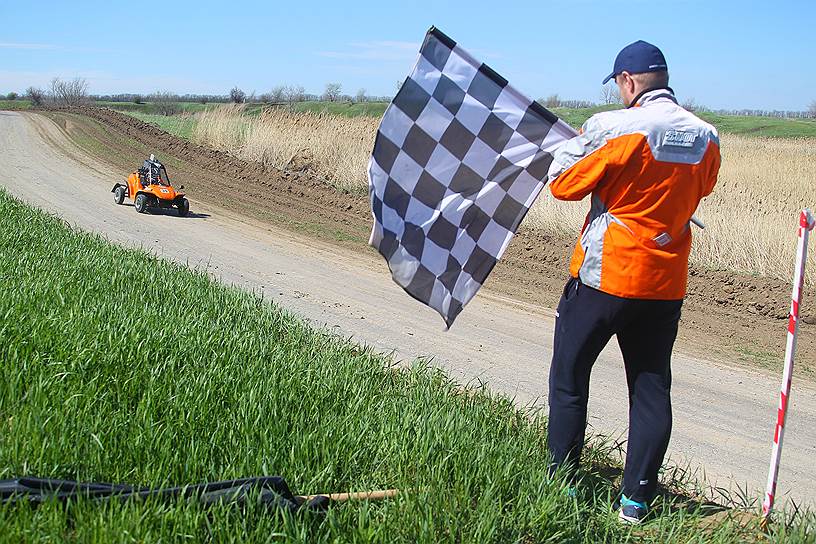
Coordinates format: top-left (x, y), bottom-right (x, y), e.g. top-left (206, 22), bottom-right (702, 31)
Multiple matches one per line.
top-left (112, 155), bottom-right (190, 216)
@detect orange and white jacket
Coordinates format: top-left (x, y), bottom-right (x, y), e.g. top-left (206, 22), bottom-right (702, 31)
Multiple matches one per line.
top-left (547, 89), bottom-right (720, 300)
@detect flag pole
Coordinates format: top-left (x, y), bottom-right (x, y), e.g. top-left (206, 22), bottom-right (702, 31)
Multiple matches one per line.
top-left (761, 209), bottom-right (815, 528)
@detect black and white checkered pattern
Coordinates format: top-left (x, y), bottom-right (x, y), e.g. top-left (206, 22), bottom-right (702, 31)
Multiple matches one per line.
top-left (368, 27), bottom-right (577, 327)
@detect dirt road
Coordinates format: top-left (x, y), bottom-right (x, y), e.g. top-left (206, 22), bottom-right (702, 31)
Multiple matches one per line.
top-left (2, 110), bottom-right (814, 509)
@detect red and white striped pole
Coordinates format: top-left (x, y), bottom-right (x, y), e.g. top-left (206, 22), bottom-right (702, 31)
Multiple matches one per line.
top-left (762, 209), bottom-right (815, 525)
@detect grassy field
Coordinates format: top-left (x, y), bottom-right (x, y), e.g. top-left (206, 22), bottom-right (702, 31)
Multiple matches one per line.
top-left (126, 111), bottom-right (200, 140)
top-left (697, 112), bottom-right (816, 138)
top-left (288, 101), bottom-right (389, 118)
top-left (0, 99), bottom-right (31, 110)
top-left (549, 105), bottom-right (816, 138)
top-left (95, 100), bottom-right (211, 114)
top-left (2, 189), bottom-right (809, 542)
top-left (550, 104), bottom-right (621, 127)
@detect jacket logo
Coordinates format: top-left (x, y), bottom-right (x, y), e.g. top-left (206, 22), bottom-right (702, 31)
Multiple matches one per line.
top-left (663, 130), bottom-right (696, 148)
top-left (652, 232), bottom-right (673, 247)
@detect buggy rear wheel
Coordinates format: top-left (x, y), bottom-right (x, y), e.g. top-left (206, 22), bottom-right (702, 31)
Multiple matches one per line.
top-left (113, 185), bottom-right (126, 205)
top-left (177, 197), bottom-right (190, 217)
top-left (134, 193), bottom-right (149, 213)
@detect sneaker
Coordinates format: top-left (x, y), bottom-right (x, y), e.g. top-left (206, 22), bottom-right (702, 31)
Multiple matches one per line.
top-left (617, 494), bottom-right (648, 525)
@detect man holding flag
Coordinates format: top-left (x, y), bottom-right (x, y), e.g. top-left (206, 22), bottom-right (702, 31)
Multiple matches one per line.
top-left (544, 41), bottom-right (721, 524)
top-left (369, 31), bottom-right (720, 524)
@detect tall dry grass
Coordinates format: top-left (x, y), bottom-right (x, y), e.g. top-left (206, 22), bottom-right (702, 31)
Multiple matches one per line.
top-left (193, 104), bottom-right (377, 192)
top-left (192, 105), bottom-right (816, 284)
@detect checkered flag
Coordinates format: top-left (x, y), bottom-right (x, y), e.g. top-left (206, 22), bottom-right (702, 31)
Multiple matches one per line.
top-left (368, 27), bottom-right (577, 327)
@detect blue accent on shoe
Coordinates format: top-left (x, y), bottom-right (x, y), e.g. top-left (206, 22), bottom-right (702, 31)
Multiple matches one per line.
top-left (620, 494), bottom-right (647, 509)
top-left (618, 494), bottom-right (648, 524)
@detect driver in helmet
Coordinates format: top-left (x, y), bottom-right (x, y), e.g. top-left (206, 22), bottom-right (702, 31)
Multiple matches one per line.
top-left (142, 154), bottom-right (162, 185)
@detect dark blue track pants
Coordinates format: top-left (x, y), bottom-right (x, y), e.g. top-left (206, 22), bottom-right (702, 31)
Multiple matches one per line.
top-left (547, 277), bottom-right (682, 503)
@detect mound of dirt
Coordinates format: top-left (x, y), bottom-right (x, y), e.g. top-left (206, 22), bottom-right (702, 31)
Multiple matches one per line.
top-left (45, 106), bottom-right (815, 372)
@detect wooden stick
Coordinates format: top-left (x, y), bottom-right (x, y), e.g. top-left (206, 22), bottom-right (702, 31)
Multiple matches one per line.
top-left (297, 489), bottom-right (400, 503)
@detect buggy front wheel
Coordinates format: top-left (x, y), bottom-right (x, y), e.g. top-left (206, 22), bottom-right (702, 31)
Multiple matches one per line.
top-left (177, 198), bottom-right (190, 217)
top-left (134, 193), bottom-right (149, 213)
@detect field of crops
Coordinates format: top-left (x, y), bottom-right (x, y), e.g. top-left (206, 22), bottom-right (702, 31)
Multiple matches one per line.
top-left (3, 189), bottom-right (809, 541)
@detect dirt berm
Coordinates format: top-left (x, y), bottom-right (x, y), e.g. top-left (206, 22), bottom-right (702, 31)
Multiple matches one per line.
top-left (42, 106), bottom-right (816, 373)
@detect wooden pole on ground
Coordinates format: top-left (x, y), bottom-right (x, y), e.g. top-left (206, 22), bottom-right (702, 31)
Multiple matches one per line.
top-left (297, 489), bottom-right (401, 503)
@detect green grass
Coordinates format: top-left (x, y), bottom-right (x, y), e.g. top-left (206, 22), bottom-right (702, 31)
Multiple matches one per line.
top-left (549, 105), bottom-right (816, 138)
top-left (2, 191), bottom-right (811, 541)
top-left (550, 104), bottom-right (623, 128)
top-left (95, 101), bottom-right (210, 114)
top-left (126, 111), bottom-right (199, 140)
top-left (696, 112), bottom-right (816, 138)
top-left (0, 99), bottom-right (32, 110)
top-left (289, 100), bottom-right (389, 118)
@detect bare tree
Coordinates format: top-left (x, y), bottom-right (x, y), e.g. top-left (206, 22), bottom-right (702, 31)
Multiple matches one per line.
top-left (542, 94), bottom-right (561, 108)
top-left (230, 86), bottom-right (246, 104)
top-left (26, 87), bottom-right (45, 107)
top-left (149, 91), bottom-right (181, 115)
top-left (323, 82), bottom-right (342, 102)
top-left (355, 88), bottom-right (367, 104)
top-left (283, 84), bottom-right (305, 105)
top-left (809, 100), bottom-right (816, 118)
top-left (50, 77), bottom-right (89, 107)
top-left (681, 97), bottom-right (698, 112)
top-left (600, 84), bottom-right (620, 105)
top-left (263, 85), bottom-right (286, 103)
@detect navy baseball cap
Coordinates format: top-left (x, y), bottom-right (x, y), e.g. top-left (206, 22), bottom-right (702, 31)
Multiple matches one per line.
top-left (602, 40), bottom-right (668, 84)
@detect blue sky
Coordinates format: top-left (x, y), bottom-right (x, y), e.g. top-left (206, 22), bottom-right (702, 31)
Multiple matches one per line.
top-left (1, 0), bottom-right (813, 110)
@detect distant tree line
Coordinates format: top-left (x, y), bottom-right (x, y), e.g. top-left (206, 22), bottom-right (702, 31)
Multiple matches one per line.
top-left (538, 94), bottom-right (595, 109)
top-left (93, 92), bottom-right (232, 105)
top-left (710, 108), bottom-right (814, 119)
top-left (10, 77), bottom-right (815, 119)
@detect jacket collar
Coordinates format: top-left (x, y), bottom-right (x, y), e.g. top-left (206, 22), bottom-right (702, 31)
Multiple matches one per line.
top-left (629, 87), bottom-right (676, 108)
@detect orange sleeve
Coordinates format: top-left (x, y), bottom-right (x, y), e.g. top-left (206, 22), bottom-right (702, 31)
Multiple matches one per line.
top-left (549, 149), bottom-right (608, 201)
top-left (547, 117), bottom-right (611, 201)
